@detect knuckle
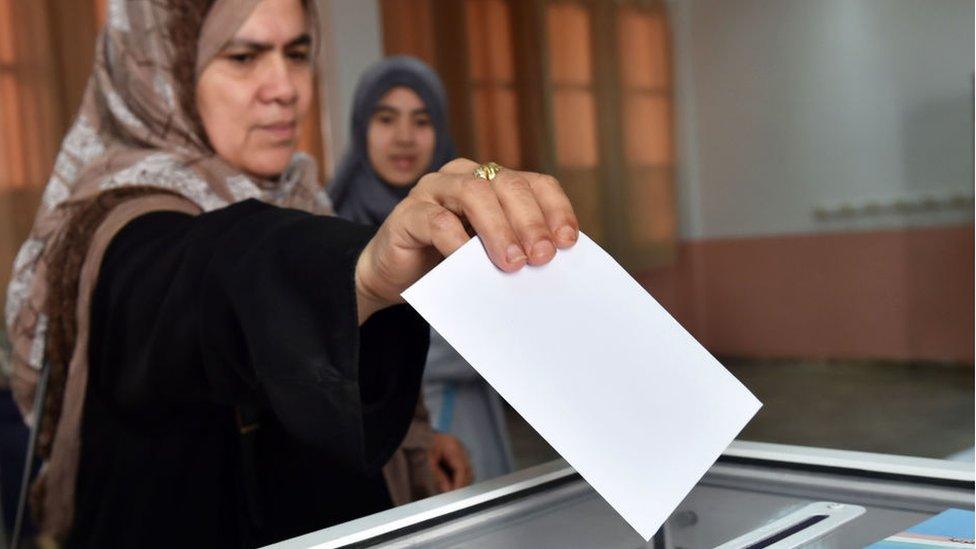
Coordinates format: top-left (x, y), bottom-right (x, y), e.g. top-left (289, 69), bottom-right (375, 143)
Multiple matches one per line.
top-left (540, 173), bottom-right (561, 190)
top-left (414, 172), bottom-right (439, 191)
top-left (408, 180), bottom-right (431, 201)
top-left (390, 196), bottom-right (415, 216)
top-left (429, 208), bottom-right (457, 231)
top-left (495, 174), bottom-right (532, 194)
top-left (459, 175), bottom-right (487, 197)
top-left (443, 157), bottom-right (477, 172)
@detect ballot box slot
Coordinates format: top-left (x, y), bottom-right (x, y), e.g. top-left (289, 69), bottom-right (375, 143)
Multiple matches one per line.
top-left (715, 502), bottom-right (865, 549)
top-left (741, 514), bottom-right (828, 548)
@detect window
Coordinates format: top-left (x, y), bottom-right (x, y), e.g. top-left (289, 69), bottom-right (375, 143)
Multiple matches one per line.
top-left (0, 0), bottom-right (64, 192)
top-left (382, 0), bottom-right (678, 271)
top-left (380, 0), bottom-right (436, 67)
top-left (617, 5), bottom-right (675, 251)
top-left (0, 0), bottom-right (75, 315)
top-left (544, 3), bottom-right (603, 241)
top-left (466, 0), bottom-right (522, 168)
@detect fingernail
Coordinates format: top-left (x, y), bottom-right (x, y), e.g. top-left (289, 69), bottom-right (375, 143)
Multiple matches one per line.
top-left (531, 240), bottom-right (556, 262)
top-left (557, 226), bottom-right (577, 243)
top-left (506, 243), bottom-right (527, 264)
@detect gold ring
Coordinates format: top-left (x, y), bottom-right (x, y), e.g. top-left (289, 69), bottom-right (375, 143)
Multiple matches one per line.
top-left (474, 161), bottom-right (503, 181)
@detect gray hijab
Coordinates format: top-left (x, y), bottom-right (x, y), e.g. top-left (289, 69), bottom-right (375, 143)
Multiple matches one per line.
top-left (328, 56), bottom-right (457, 225)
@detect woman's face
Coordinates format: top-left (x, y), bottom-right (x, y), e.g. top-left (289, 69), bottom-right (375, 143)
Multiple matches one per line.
top-left (195, 0), bottom-right (312, 178)
top-left (367, 86), bottom-right (436, 187)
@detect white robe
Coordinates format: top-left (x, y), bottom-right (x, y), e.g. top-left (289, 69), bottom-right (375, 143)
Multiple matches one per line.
top-left (422, 329), bottom-right (516, 482)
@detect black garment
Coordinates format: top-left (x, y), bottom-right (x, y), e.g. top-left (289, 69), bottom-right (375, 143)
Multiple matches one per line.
top-left (69, 200), bottom-right (429, 548)
top-left (1, 389), bottom-right (33, 537)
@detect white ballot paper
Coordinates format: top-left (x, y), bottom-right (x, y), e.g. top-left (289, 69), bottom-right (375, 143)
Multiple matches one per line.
top-left (402, 232), bottom-right (762, 541)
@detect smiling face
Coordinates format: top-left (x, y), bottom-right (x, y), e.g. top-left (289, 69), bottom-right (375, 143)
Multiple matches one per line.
top-left (195, 0), bottom-right (312, 178)
top-left (366, 86), bottom-right (436, 187)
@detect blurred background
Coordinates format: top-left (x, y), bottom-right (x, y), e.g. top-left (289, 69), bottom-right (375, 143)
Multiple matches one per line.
top-left (0, 0), bottom-right (972, 499)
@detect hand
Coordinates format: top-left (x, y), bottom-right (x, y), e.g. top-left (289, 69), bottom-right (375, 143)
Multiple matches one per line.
top-left (355, 158), bottom-right (579, 323)
top-left (428, 432), bottom-right (474, 492)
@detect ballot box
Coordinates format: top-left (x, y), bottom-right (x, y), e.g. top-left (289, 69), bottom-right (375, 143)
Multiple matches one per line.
top-left (266, 441), bottom-right (974, 549)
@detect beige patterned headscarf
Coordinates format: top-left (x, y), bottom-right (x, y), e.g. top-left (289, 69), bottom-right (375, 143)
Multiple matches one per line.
top-left (3, 0), bottom-right (332, 537)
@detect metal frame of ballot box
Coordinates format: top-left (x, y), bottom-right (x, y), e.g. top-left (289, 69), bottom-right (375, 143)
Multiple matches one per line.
top-left (265, 441), bottom-right (975, 549)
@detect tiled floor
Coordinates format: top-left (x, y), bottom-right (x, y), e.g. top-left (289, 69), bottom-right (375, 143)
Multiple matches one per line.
top-left (505, 358), bottom-right (975, 469)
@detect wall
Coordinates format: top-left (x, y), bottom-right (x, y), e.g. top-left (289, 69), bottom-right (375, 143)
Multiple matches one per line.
top-left (641, 225), bottom-right (974, 361)
top-left (318, 0), bottom-right (385, 171)
top-left (652, 0), bottom-right (974, 361)
top-left (670, 0), bottom-right (973, 240)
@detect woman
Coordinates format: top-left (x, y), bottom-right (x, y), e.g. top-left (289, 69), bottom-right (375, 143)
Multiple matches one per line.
top-left (329, 56), bottom-right (515, 487)
top-left (4, 0), bottom-right (578, 547)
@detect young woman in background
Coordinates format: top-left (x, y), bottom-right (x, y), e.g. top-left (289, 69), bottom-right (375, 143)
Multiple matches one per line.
top-left (329, 56), bottom-right (516, 489)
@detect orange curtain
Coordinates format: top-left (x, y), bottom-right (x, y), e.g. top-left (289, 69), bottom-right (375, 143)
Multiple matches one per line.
top-left (0, 0), bottom-right (64, 191)
top-left (0, 0), bottom-right (76, 315)
top-left (380, 0), bottom-right (436, 66)
top-left (465, 0), bottom-right (522, 168)
top-left (94, 0), bottom-right (108, 26)
top-left (617, 5), bottom-right (675, 248)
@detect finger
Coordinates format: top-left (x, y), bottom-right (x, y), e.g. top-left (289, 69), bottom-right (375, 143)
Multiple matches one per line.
top-left (427, 448), bottom-right (442, 475)
top-left (461, 466), bottom-right (474, 487)
top-left (448, 464), bottom-right (464, 490)
top-left (435, 465), bottom-right (452, 493)
top-left (521, 172), bottom-right (579, 248)
top-left (450, 466), bottom-right (464, 489)
top-left (443, 448), bottom-right (471, 489)
top-left (396, 199), bottom-right (471, 258)
top-left (438, 157), bottom-right (480, 175)
top-left (416, 174), bottom-right (528, 272)
top-left (490, 170), bottom-right (557, 266)
top-left (455, 458), bottom-right (474, 488)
